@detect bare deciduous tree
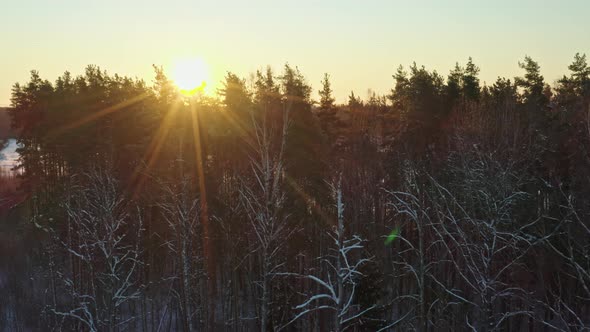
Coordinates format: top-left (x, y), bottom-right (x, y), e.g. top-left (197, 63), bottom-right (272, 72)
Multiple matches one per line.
top-left (279, 179), bottom-right (374, 332)
top-left (428, 153), bottom-right (542, 331)
top-left (158, 177), bottom-right (202, 332)
top-left (49, 170), bottom-right (144, 332)
top-left (240, 104), bottom-right (293, 332)
top-left (541, 188), bottom-right (590, 330)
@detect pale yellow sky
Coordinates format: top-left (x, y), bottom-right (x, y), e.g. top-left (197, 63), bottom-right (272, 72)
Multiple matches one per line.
top-left (1, 0), bottom-right (589, 106)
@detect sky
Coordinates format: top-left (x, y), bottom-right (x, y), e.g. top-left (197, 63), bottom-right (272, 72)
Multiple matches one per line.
top-left (1, 0), bottom-right (589, 106)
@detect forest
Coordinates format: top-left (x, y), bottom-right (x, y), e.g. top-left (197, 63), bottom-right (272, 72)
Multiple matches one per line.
top-left (0, 54), bottom-right (589, 331)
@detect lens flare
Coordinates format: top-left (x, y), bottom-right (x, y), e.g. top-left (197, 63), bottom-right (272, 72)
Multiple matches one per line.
top-left (385, 228), bottom-right (400, 245)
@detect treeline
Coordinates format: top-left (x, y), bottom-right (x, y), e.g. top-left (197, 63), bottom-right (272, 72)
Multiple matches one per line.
top-left (1, 54), bottom-right (590, 331)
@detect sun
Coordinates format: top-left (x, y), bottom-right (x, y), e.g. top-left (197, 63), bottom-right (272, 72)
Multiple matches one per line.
top-left (171, 58), bottom-right (210, 94)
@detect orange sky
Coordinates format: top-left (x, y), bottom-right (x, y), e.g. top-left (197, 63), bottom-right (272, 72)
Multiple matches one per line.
top-left (1, 0), bottom-right (589, 106)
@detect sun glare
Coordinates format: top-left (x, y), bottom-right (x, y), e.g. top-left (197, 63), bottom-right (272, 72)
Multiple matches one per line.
top-left (171, 58), bottom-right (210, 95)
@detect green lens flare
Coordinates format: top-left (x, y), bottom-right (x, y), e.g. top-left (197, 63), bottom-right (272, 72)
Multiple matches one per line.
top-left (385, 228), bottom-right (399, 245)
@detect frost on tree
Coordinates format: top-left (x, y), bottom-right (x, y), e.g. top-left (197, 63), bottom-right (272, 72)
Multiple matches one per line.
top-left (47, 171), bottom-right (144, 332)
top-left (279, 179), bottom-right (374, 332)
top-left (240, 103), bottom-right (294, 332)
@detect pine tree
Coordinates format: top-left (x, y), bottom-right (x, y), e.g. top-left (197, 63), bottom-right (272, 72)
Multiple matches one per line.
top-left (446, 62), bottom-right (463, 108)
top-left (388, 65), bottom-right (409, 112)
top-left (318, 73), bottom-right (335, 111)
top-left (516, 56), bottom-right (547, 108)
top-left (463, 57), bottom-right (481, 101)
top-left (568, 53), bottom-right (590, 95)
top-left (348, 91), bottom-right (362, 109)
top-left (219, 72), bottom-right (252, 136)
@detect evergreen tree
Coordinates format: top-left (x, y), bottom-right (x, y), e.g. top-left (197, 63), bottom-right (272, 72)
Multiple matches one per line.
top-left (219, 72), bottom-right (252, 136)
top-left (556, 53), bottom-right (590, 110)
top-left (280, 64), bottom-right (328, 223)
top-left (516, 56), bottom-right (547, 108)
top-left (446, 62), bottom-right (464, 108)
top-left (316, 73), bottom-right (339, 141)
top-left (318, 73), bottom-right (335, 111)
top-left (568, 53), bottom-right (590, 96)
top-left (348, 91), bottom-right (362, 109)
top-left (463, 57), bottom-right (481, 101)
top-left (220, 72), bottom-right (252, 112)
top-left (388, 65), bottom-right (409, 112)
top-left (254, 66), bottom-right (282, 128)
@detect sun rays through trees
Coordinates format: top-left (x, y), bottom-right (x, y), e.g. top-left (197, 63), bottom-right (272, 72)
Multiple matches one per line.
top-left (1, 54), bottom-right (590, 330)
